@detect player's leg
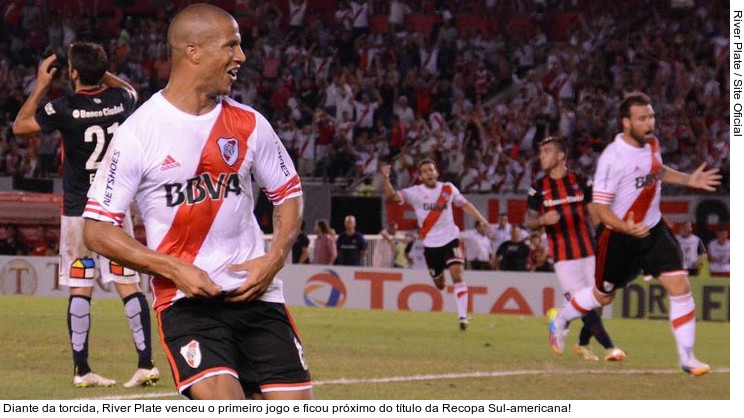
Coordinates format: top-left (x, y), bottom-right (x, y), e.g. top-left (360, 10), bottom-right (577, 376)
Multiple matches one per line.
top-left (101, 211), bottom-right (159, 387)
top-left (234, 302), bottom-right (313, 400)
top-left (102, 258), bottom-right (158, 387)
top-left (423, 245), bottom-right (446, 290)
top-left (647, 223), bottom-right (709, 376)
top-left (60, 215), bottom-right (115, 387)
top-left (448, 264), bottom-right (470, 328)
top-left (189, 375), bottom-right (246, 400)
top-left (576, 257), bottom-right (624, 361)
top-left (550, 229), bottom-right (635, 354)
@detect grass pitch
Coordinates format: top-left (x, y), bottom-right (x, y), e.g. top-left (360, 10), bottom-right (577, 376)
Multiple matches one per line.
top-left (0, 296), bottom-right (729, 400)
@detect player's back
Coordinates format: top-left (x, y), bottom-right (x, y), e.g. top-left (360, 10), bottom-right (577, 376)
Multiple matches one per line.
top-left (37, 86), bottom-right (135, 215)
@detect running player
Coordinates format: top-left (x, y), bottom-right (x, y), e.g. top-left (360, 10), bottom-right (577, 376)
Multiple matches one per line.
top-left (527, 136), bottom-right (624, 362)
top-left (12, 43), bottom-right (159, 388)
top-left (547, 92), bottom-right (721, 376)
top-left (82, 4), bottom-right (312, 400)
top-left (381, 159), bottom-right (493, 330)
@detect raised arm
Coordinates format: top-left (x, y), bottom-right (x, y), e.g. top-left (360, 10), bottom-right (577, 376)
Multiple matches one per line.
top-left (12, 55), bottom-right (58, 136)
top-left (380, 163), bottom-right (402, 203)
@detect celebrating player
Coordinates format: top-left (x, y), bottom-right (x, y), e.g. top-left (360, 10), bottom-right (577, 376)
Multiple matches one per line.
top-left (547, 92), bottom-right (721, 376)
top-left (82, 4), bottom-right (312, 400)
top-left (381, 159), bottom-right (493, 330)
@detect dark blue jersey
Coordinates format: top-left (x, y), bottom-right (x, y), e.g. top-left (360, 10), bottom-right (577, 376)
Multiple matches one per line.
top-left (35, 86), bottom-right (135, 216)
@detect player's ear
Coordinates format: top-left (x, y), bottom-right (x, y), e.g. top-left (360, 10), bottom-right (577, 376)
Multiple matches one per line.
top-left (185, 43), bottom-right (200, 64)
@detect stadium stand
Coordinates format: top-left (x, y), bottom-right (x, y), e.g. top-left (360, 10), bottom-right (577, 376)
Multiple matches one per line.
top-left (0, 0), bottom-right (730, 258)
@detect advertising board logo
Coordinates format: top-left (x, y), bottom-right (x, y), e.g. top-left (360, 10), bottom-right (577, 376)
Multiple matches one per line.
top-left (303, 270), bottom-right (346, 308)
top-left (0, 259), bottom-right (38, 295)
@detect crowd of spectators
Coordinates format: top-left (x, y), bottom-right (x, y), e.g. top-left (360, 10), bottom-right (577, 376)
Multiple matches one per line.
top-left (0, 0), bottom-right (730, 196)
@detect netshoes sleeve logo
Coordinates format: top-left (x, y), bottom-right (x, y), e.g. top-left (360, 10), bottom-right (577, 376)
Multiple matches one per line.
top-left (164, 173), bottom-right (241, 207)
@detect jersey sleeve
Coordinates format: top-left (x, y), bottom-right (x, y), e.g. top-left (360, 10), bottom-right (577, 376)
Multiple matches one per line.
top-left (34, 98), bottom-right (65, 134)
top-left (527, 181), bottom-right (542, 212)
top-left (83, 128), bottom-right (143, 227)
top-left (251, 114), bottom-right (303, 205)
top-left (592, 150), bottom-right (618, 205)
top-left (449, 182), bottom-right (468, 207)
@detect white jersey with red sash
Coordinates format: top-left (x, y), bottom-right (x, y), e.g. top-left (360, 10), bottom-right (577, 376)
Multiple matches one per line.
top-left (593, 133), bottom-right (663, 229)
top-left (83, 92), bottom-right (302, 313)
top-left (397, 181), bottom-right (467, 247)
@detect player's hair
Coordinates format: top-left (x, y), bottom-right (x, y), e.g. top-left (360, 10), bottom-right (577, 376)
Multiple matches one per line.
top-left (619, 91), bottom-right (652, 119)
top-left (68, 42), bottom-right (109, 86)
top-left (417, 158), bottom-right (437, 174)
top-left (539, 136), bottom-right (568, 154)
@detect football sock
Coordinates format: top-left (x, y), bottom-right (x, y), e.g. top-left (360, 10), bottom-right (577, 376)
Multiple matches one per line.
top-left (454, 282), bottom-right (469, 319)
top-left (68, 295), bottom-right (92, 376)
top-left (581, 310), bottom-right (614, 349)
top-left (669, 292), bottom-right (696, 364)
top-left (123, 292), bottom-right (154, 369)
top-left (558, 287), bottom-right (601, 328)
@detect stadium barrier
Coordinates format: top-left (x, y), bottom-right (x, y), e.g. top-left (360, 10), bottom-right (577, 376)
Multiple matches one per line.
top-left (0, 256), bottom-right (728, 322)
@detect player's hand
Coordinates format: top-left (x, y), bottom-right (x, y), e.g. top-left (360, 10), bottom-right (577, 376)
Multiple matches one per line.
top-left (688, 163), bottom-right (722, 191)
top-left (623, 211), bottom-right (650, 238)
top-left (36, 55), bottom-right (59, 88)
top-left (223, 254), bottom-right (282, 303)
top-left (171, 260), bottom-right (222, 299)
top-left (380, 164), bottom-right (391, 179)
top-left (540, 211), bottom-right (560, 226)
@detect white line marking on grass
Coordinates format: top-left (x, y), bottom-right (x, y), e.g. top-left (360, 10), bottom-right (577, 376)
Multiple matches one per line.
top-left (78, 368), bottom-right (730, 400)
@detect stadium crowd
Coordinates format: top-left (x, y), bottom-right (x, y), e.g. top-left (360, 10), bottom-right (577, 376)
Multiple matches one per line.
top-left (0, 0), bottom-right (730, 196)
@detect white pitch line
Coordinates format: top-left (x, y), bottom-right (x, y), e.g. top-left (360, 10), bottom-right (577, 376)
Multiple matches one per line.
top-left (77, 368), bottom-right (730, 400)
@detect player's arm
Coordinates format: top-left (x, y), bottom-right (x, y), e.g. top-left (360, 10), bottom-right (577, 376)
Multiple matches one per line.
top-left (660, 164), bottom-right (721, 191)
top-left (526, 209), bottom-right (559, 231)
top-left (101, 71), bottom-right (139, 103)
top-left (226, 195), bottom-right (303, 303)
top-left (589, 203), bottom-right (649, 238)
top-left (380, 163), bottom-right (402, 203)
top-left (84, 219), bottom-right (221, 298)
top-left (460, 201), bottom-right (490, 229)
top-left (12, 54), bottom-right (57, 136)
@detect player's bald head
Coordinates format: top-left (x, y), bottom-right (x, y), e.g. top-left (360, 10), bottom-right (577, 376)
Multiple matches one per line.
top-left (167, 3), bottom-right (236, 54)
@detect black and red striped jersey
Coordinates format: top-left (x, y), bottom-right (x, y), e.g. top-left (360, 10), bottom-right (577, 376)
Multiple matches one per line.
top-left (527, 172), bottom-right (595, 262)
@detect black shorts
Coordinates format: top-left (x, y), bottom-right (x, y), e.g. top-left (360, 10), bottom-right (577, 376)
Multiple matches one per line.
top-left (424, 239), bottom-right (464, 279)
top-left (158, 299), bottom-right (311, 398)
top-left (595, 220), bottom-right (685, 295)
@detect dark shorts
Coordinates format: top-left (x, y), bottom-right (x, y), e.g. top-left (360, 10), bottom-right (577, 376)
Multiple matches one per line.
top-left (158, 299), bottom-right (311, 398)
top-left (424, 238), bottom-right (464, 279)
top-left (595, 220), bottom-right (685, 295)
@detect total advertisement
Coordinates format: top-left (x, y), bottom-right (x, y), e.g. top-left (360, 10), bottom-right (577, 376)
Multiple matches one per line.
top-left (1, 256), bottom-right (728, 322)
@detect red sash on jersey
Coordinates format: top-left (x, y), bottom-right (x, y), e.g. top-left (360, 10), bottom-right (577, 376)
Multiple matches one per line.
top-left (152, 102), bottom-right (253, 313)
top-left (622, 137), bottom-right (662, 223)
top-left (422, 51), bottom-right (434, 70)
top-left (352, 4), bottom-right (365, 24)
top-left (419, 184), bottom-right (452, 240)
top-left (289, 3), bottom-right (304, 21)
top-left (300, 134), bottom-right (311, 158)
top-left (357, 105), bottom-right (371, 124)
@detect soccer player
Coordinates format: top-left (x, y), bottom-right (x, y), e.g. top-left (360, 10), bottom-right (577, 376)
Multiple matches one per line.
top-left (381, 159), bottom-right (493, 330)
top-left (707, 228), bottom-right (730, 277)
top-left (12, 43), bottom-right (159, 388)
top-left (82, 4), bottom-right (312, 400)
top-left (527, 136), bottom-right (624, 362)
top-left (547, 92), bottom-right (721, 376)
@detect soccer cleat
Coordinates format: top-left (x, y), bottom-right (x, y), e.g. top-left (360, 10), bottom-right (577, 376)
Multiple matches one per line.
top-left (547, 308), bottom-right (567, 354)
top-left (459, 317), bottom-right (469, 331)
top-left (123, 367), bottom-right (161, 388)
top-left (572, 344), bottom-right (599, 361)
top-left (73, 372), bottom-right (116, 388)
top-left (603, 347), bottom-right (627, 362)
top-left (680, 359), bottom-right (711, 377)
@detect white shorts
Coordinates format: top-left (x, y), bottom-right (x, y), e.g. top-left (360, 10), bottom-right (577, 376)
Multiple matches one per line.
top-left (552, 256), bottom-right (595, 302)
top-left (59, 214), bottom-right (140, 288)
